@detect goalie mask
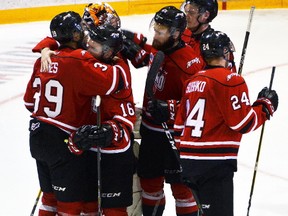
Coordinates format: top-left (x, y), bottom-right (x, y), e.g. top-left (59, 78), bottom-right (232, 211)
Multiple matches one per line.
top-left (82, 2), bottom-right (121, 29)
top-left (200, 30), bottom-right (235, 59)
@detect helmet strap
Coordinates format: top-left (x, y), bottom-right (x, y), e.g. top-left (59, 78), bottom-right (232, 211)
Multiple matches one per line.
top-left (193, 12), bottom-right (210, 35)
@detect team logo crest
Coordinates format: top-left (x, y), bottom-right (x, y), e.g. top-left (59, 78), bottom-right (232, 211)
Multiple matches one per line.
top-left (31, 122), bottom-right (40, 131)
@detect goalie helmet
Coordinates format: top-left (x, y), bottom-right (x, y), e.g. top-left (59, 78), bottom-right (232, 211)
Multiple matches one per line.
top-left (88, 24), bottom-right (123, 55)
top-left (200, 30), bottom-right (235, 59)
top-left (82, 2), bottom-right (121, 29)
top-left (185, 0), bottom-right (218, 22)
top-left (151, 6), bottom-right (187, 34)
top-left (50, 11), bottom-right (82, 43)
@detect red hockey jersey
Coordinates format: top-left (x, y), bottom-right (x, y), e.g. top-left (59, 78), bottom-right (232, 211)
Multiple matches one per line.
top-left (181, 28), bottom-right (200, 56)
top-left (174, 66), bottom-right (268, 175)
top-left (141, 42), bottom-right (205, 131)
top-left (90, 81), bottom-right (137, 153)
top-left (24, 47), bottom-right (128, 134)
top-left (181, 28), bottom-right (237, 73)
top-left (30, 37), bottom-right (137, 153)
top-left (32, 36), bottom-right (59, 53)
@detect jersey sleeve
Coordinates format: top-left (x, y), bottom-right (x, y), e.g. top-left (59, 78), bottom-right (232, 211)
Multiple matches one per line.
top-left (102, 93), bottom-right (136, 150)
top-left (99, 56), bottom-right (136, 133)
top-left (32, 37), bottom-right (59, 53)
top-left (92, 64), bottom-right (136, 151)
top-left (75, 52), bottom-right (130, 96)
top-left (217, 74), bottom-right (267, 134)
top-left (101, 91), bottom-right (136, 132)
top-left (23, 59), bottom-right (41, 112)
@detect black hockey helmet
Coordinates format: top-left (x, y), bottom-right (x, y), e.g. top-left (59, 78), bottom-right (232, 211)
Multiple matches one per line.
top-left (88, 24), bottom-right (123, 55)
top-left (185, 0), bottom-right (218, 22)
top-left (152, 6), bottom-right (187, 34)
top-left (50, 11), bottom-right (83, 43)
top-left (200, 30), bottom-right (235, 59)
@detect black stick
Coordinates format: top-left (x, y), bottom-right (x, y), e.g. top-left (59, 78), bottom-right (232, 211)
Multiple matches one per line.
top-left (30, 189), bottom-right (42, 216)
top-left (238, 6), bottom-right (255, 75)
top-left (246, 66), bottom-right (276, 216)
top-left (95, 95), bottom-right (102, 216)
top-left (145, 51), bottom-right (204, 215)
top-left (145, 51), bottom-right (165, 99)
top-left (144, 51), bottom-right (181, 171)
top-left (145, 51), bottom-right (181, 173)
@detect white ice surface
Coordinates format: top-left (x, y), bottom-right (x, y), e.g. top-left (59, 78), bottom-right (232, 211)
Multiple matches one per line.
top-left (0, 9), bottom-right (288, 215)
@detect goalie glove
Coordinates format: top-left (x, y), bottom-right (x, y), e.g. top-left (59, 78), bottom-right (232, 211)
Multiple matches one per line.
top-left (253, 87), bottom-right (279, 120)
top-left (147, 99), bottom-right (177, 124)
top-left (121, 39), bottom-right (149, 68)
top-left (122, 29), bottom-right (147, 47)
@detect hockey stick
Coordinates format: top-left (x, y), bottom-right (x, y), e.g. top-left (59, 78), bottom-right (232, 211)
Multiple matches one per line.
top-left (30, 189), bottom-right (42, 216)
top-left (145, 51), bottom-right (181, 173)
top-left (144, 51), bottom-right (167, 216)
top-left (162, 121), bottom-right (204, 216)
top-left (246, 66), bottom-right (276, 216)
top-left (145, 51), bottom-right (165, 99)
top-left (238, 6), bottom-right (255, 75)
top-left (161, 121), bottom-right (182, 174)
top-left (145, 51), bottom-right (204, 215)
top-left (95, 95), bottom-right (102, 216)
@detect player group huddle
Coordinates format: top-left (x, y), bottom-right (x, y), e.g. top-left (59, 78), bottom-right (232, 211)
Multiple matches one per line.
top-left (24, 1), bottom-right (279, 216)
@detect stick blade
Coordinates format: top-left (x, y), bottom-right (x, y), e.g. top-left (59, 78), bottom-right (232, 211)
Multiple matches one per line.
top-left (145, 51), bottom-right (165, 98)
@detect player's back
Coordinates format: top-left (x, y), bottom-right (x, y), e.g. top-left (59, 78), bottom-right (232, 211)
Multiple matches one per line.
top-left (174, 66), bottom-right (247, 175)
top-left (178, 66), bottom-right (245, 144)
top-left (24, 47), bottom-right (119, 132)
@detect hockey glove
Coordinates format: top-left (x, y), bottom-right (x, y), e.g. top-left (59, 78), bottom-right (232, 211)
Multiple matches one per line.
top-left (122, 29), bottom-right (147, 47)
top-left (147, 99), bottom-right (177, 124)
top-left (103, 120), bottom-right (124, 145)
top-left (253, 87), bottom-right (279, 120)
top-left (67, 125), bottom-right (99, 155)
top-left (121, 39), bottom-right (149, 68)
top-left (67, 132), bottom-right (84, 155)
top-left (67, 124), bottom-right (115, 155)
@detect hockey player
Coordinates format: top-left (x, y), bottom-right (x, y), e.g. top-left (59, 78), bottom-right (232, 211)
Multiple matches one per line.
top-left (83, 2), bottom-right (149, 70)
top-left (137, 6), bottom-right (205, 216)
top-left (174, 31), bottom-right (279, 216)
top-left (67, 24), bottom-right (137, 216)
top-left (37, 2), bottom-right (149, 71)
top-left (120, 0), bottom-right (235, 72)
top-left (35, 2), bottom-right (121, 72)
top-left (181, 0), bottom-right (236, 72)
top-left (31, 4), bottom-right (143, 215)
top-left (24, 11), bottom-right (133, 216)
